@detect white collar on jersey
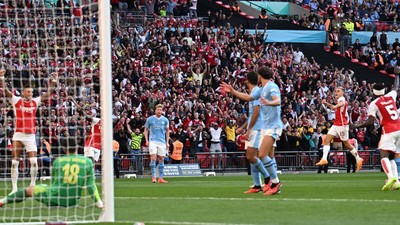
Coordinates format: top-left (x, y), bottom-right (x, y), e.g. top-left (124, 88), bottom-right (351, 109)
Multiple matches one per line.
top-left (373, 89), bottom-right (385, 96)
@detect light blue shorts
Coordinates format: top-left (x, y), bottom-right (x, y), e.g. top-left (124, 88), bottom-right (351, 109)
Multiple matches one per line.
top-left (245, 130), bottom-right (262, 150)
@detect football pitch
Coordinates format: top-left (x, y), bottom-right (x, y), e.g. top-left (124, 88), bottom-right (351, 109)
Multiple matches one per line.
top-left (2, 172), bottom-right (400, 225)
top-left (108, 172), bottom-right (400, 225)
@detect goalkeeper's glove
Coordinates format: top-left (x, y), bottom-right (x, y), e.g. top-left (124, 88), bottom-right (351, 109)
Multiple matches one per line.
top-left (95, 200), bottom-right (104, 209)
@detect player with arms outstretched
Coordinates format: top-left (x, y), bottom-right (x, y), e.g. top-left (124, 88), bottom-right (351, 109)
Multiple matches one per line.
top-left (0, 137), bottom-right (103, 208)
top-left (144, 104), bottom-right (170, 183)
top-left (0, 69), bottom-right (57, 194)
top-left (316, 87), bottom-right (364, 171)
top-left (352, 74), bottom-right (400, 190)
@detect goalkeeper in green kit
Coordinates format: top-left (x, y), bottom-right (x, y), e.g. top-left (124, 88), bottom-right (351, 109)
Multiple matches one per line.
top-left (0, 138), bottom-right (103, 208)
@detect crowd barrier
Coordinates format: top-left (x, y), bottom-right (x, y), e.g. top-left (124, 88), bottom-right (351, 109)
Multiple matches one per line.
top-left (0, 149), bottom-right (382, 178)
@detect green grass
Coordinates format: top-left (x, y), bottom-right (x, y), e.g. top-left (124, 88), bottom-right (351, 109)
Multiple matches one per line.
top-left (2, 172), bottom-right (400, 225)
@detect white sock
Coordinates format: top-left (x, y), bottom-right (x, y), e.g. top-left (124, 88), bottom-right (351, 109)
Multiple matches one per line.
top-left (29, 157), bottom-right (38, 187)
top-left (271, 177), bottom-right (279, 183)
top-left (322, 145), bottom-right (330, 160)
top-left (11, 160), bottom-right (19, 191)
top-left (390, 160), bottom-right (398, 180)
top-left (350, 149), bottom-right (361, 161)
top-left (381, 158), bottom-right (394, 179)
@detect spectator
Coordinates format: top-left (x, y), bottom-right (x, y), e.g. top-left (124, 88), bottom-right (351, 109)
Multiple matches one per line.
top-left (329, 29), bottom-right (339, 52)
top-left (189, 0), bottom-right (198, 18)
top-left (170, 134), bottom-right (183, 164)
top-left (231, 1), bottom-right (241, 14)
top-left (352, 39), bottom-right (362, 60)
top-left (113, 140), bottom-right (121, 178)
top-left (193, 125), bottom-right (208, 153)
top-left (127, 127), bottom-right (143, 174)
top-left (379, 31), bottom-right (389, 51)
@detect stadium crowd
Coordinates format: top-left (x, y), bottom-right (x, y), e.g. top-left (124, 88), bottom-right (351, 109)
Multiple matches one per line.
top-left (292, 0), bottom-right (400, 74)
top-left (0, 0), bottom-right (393, 169)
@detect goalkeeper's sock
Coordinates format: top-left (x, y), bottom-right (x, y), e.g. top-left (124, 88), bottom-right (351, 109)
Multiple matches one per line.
top-left (158, 161), bottom-right (165, 178)
top-left (11, 160), bottom-right (19, 193)
top-left (29, 157), bottom-right (38, 187)
top-left (150, 160), bottom-right (156, 178)
top-left (4, 189), bottom-right (27, 204)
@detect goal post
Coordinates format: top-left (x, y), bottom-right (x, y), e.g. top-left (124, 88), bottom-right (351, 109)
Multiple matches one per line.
top-left (0, 0), bottom-right (114, 223)
top-left (98, 0), bottom-right (114, 222)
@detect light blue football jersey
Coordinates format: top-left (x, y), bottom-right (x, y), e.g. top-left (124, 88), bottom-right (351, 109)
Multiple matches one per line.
top-left (260, 82), bottom-right (283, 130)
top-left (144, 115), bottom-right (169, 144)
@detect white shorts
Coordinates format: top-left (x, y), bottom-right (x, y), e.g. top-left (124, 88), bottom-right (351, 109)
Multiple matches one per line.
top-left (261, 128), bottom-right (282, 140)
top-left (12, 132), bottom-right (37, 152)
top-left (84, 147), bottom-right (101, 162)
top-left (149, 142), bottom-right (166, 156)
top-left (245, 130), bottom-right (262, 150)
top-left (379, 130), bottom-right (400, 152)
top-left (209, 142), bottom-right (222, 153)
top-left (328, 125), bottom-right (349, 141)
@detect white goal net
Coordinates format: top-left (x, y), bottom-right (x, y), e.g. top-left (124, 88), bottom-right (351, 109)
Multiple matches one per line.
top-left (0, 0), bottom-right (113, 223)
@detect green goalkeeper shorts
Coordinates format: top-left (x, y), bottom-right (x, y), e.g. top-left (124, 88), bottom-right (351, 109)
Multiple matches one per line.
top-left (34, 184), bottom-right (77, 207)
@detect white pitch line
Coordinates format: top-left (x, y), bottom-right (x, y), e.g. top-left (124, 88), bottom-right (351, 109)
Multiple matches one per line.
top-left (117, 220), bottom-right (257, 225)
top-left (115, 196), bottom-right (400, 203)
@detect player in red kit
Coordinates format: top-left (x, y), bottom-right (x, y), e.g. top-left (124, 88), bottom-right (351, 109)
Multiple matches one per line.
top-left (84, 117), bottom-right (101, 162)
top-left (0, 69), bottom-right (57, 194)
top-left (316, 87), bottom-right (364, 171)
top-left (70, 97), bottom-right (101, 163)
top-left (352, 74), bottom-right (400, 190)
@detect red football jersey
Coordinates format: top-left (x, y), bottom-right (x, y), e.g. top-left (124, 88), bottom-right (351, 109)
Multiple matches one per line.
top-left (368, 90), bottom-right (400, 134)
top-left (333, 96), bottom-right (349, 126)
top-left (85, 118), bottom-right (102, 150)
top-left (12, 96), bottom-right (40, 134)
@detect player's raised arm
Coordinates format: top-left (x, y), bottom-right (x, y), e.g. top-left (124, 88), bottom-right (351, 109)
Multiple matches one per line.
top-left (321, 98), bottom-right (344, 110)
top-left (0, 69), bottom-right (13, 98)
top-left (220, 81), bottom-right (254, 102)
top-left (41, 72), bottom-right (58, 102)
top-left (68, 96), bottom-right (93, 120)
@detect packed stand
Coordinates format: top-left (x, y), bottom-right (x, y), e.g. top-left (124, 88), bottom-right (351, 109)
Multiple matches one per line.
top-left (291, 0), bottom-right (400, 74)
top-left (0, 1), bottom-right (388, 170)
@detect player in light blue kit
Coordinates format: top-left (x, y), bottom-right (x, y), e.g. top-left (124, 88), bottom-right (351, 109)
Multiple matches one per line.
top-left (236, 71), bottom-right (271, 194)
top-left (144, 104), bottom-right (170, 183)
top-left (221, 66), bottom-right (282, 196)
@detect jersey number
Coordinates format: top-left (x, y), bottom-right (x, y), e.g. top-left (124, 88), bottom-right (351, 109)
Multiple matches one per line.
top-left (384, 105), bottom-right (399, 120)
top-left (62, 164), bottom-right (80, 185)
